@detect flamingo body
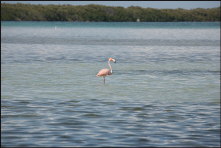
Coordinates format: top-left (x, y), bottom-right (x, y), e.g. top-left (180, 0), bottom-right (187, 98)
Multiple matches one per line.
top-left (96, 69), bottom-right (112, 77)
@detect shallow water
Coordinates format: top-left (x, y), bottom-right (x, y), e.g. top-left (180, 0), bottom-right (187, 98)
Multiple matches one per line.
top-left (1, 21), bottom-right (220, 147)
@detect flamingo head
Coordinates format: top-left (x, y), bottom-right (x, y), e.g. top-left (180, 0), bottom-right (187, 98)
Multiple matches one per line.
top-left (109, 58), bottom-right (116, 63)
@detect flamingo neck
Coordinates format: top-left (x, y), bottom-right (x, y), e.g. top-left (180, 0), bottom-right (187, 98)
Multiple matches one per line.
top-left (108, 61), bottom-right (112, 73)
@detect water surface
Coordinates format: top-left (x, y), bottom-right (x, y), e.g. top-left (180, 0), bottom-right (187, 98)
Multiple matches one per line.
top-left (1, 21), bottom-right (220, 147)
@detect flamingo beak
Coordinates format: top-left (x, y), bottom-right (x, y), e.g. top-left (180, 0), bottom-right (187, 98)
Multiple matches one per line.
top-left (113, 59), bottom-right (116, 63)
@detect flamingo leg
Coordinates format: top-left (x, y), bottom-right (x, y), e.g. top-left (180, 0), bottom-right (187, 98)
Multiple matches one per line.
top-left (103, 76), bottom-right (105, 84)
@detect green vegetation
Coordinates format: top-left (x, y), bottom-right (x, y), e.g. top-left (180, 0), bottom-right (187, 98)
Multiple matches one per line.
top-left (1, 3), bottom-right (220, 22)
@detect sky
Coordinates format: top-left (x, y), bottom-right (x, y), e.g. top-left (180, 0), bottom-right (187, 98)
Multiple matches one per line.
top-left (1, 1), bottom-right (220, 9)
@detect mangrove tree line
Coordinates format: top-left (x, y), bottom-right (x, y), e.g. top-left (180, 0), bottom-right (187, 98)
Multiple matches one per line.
top-left (1, 3), bottom-right (220, 22)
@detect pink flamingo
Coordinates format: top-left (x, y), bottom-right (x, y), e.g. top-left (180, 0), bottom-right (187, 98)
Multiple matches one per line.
top-left (96, 58), bottom-right (116, 84)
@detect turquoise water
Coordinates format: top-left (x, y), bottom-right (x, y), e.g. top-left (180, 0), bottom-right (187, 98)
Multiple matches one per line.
top-left (1, 21), bottom-right (220, 28)
top-left (1, 21), bottom-right (220, 147)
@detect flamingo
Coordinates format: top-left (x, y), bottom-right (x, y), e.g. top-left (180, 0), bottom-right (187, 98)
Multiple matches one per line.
top-left (96, 58), bottom-right (116, 84)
